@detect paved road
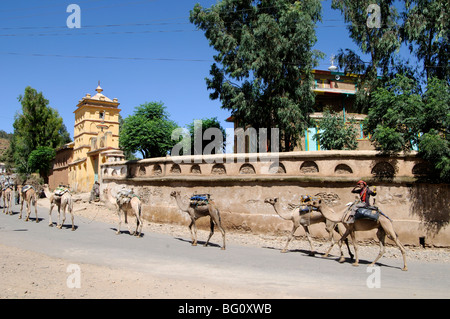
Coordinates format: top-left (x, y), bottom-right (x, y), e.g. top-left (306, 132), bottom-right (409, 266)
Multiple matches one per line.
top-left (0, 203), bottom-right (449, 299)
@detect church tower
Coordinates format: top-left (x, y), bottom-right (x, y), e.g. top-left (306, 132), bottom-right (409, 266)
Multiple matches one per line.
top-left (68, 83), bottom-right (123, 192)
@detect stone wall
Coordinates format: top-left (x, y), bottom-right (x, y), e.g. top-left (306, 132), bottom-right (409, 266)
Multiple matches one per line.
top-left (100, 151), bottom-right (450, 247)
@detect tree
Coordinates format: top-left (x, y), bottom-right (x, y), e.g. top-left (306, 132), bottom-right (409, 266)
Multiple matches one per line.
top-left (28, 146), bottom-right (56, 184)
top-left (190, 0), bottom-right (324, 151)
top-left (186, 117), bottom-right (227, 155)
top-left (402, 0), bottom-right (449, 82)
top-left (119, 101), bottom-right (178, 159)
top-left (313, 110), bottom-right (358, 150)
top-left (10, 86), bottom-right (71, 176)
top-left (331, 0), bottom-right (402, 112)
top-left (365, 74), bottom-right (449, 182)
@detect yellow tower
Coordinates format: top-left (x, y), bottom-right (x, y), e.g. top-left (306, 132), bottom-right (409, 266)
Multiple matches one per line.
top-left (68, 83), bottom-right (122, 192)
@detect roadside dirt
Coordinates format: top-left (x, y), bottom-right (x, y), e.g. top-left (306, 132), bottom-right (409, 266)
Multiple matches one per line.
top-left (0, 193), bottom-right (449, 299)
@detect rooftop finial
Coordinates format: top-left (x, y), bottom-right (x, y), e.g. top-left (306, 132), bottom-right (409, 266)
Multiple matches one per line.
top-left (96, 81), bottom-right (103, 93)
top-left (328, 55), bottom-right (338, 71)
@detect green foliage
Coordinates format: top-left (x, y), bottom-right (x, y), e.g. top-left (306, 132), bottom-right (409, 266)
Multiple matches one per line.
top-left (366, 74), bottom-right (449, 182)
top-left (332, 0), bottom-right (402, 112)
top-left (190, 0), bottom-right (324, 151)
top-left (28, 146), bottom-right (56, 183)
top-left (9, 86), bottom-right (71, 175)
top-left (402, 0), bottom-right (449, 82)
top-left (365, 74), bottom-right (424, 152)
top-left (119, 101), bottom-right (178, 159)
top-left (313, 110), bottom-right (358, 150)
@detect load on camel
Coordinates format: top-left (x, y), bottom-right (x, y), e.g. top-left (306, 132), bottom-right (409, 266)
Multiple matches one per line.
top-left (104, 186), bottom-right (143, 237)
top-left (42, 184), bottom-right (75, 231)
top-left (306, 198), bottom-right (408, 271)
top-left (170, 191), bottom-right (226, 250)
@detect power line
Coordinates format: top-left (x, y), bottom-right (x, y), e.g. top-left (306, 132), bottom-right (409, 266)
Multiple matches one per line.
top-left (0, 51), bottom-right (214, 63)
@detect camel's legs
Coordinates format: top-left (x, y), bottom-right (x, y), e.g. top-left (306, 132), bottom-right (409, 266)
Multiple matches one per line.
top-left (188, 219), bottom-right (198, 246)
top-left (385, 229), bottom-right (408, 271)
top-left (134, 214), bottom-right (143, 237)
top-left (370, 227), bottom-right (386, 268)
top-left (57, 206), bottom-right (62, 229)
top-left (25, 201), bottom-right (31, 222)
top-left (204, 217), bottom-right (215, 247)
top-left (282, 224), bottom-right (298, 253)
top-left (336, 228), bottom-right (352, 263)
top-left (133, 203), bottom-right (143, 237)
top-left (33, 198), bottom-right (38, 223)
top-left (69, 209), bottom-right (75, 231)
top-left (349, 231), bottom-right (359, 266)
top-left (48, 204), bottom-right (54, 227)
top-left (216, 221), bottom-right (226, 250)
top-left (60, 206), bottom-right (67, 229)
top-left (302, 225), bottom-right (316, 256)
top-left (19, 197), bottom-right (24, 219)
top-left (116, 208), bottom-right (122, 235)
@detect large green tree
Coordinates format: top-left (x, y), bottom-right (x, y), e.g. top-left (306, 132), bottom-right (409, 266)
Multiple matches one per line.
top-left (119, 101), bottom-right (178, 159)
top-left (402, 0), bottom-right (449, 82)
top-left (332, 0), bottom-right (402, 113)
top-left (10, 86), bottom-right (71, 176)
top-left (365, 74), bottom-right (449, 182)
top-left (190, 0), bottom-right (324, 151)
top-left (27, 146), bottom-right (56, 184)
top-left (314, 110), bottom-right (358, 150)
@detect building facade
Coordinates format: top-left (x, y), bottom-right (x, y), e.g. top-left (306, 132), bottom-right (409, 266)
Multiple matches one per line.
top-left (67, 84), bottom-right (124, 192)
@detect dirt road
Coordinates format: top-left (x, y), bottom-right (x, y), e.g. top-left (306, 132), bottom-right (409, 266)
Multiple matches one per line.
top-left (0, 194), bottom-right (449, 299)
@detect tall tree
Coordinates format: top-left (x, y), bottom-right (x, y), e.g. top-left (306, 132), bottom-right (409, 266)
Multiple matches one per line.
top-left (10, 86), bottom-right (71, 175)
top-left (332, 0), bottom-right (402, 112)
top-left (402, 0), bottom-right (449, 82)
top-left (314, 110), bottom-right (358, 150)
top-left (119, 101), bottom-right (178, 159)
top-left (186, 117), bottom-right (227, 155)
top-left (365, 74), bottom-right (449, 182)
top-left (190, 0), bottom-right (324, 151)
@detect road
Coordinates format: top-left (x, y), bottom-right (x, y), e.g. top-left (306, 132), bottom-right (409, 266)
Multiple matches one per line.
top-left (0, 202), bottom-right (449, 299)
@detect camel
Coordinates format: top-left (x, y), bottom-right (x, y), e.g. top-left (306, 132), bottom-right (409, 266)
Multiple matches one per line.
top-left (308, 199), bottom-right (408, 271)
top-left (42, 184), bottom-right (75, 231)
top-left (265, 198), bottom-right (353, 258)
top-left (18, 185), bottom-right (38, 222)
top-left (2, 185), bottom-right (13, 215)
top-left (104, 187), bottom-right (143, 237)
top-left (170, 191), bottom-right (226, 250)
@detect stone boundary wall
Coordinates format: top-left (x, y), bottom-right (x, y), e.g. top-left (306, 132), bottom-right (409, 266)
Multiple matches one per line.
top-left (100, 151), bottom-right (450, 247)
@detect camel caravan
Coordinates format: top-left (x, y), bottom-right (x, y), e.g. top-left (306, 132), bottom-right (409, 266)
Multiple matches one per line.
top-left (0, 174), bottom-right (409, 271)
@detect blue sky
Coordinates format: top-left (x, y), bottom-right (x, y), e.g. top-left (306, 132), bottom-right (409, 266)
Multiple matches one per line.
top-left (0, 0), bottom-right (402, 138)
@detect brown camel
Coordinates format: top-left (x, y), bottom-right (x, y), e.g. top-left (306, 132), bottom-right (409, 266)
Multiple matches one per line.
top-left (2, 185), bottom-right (13, 215)
top-left (105, 187), bottom-right (143, 237)
top-left (18, 185), bottom-right (38, 222)
top-left (42, 184), bottom-right (75, 231)
top-left (308, 199), bottom-right (408, 271)
top-left (265, 198), bottom-right (353, 258)
top-left (170, 191), bottom-right (226, 250)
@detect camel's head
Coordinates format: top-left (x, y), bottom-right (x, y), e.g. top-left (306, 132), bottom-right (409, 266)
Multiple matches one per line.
top-left (264, 198), bottom-right (278, 205)
top-left (308, 199), bottom-right (322, 209)
top-left (170, 191), bottom-right (180, 198)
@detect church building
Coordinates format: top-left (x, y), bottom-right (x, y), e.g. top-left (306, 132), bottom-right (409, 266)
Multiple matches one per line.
top-left (65, 83), bottom-right (124, 192)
